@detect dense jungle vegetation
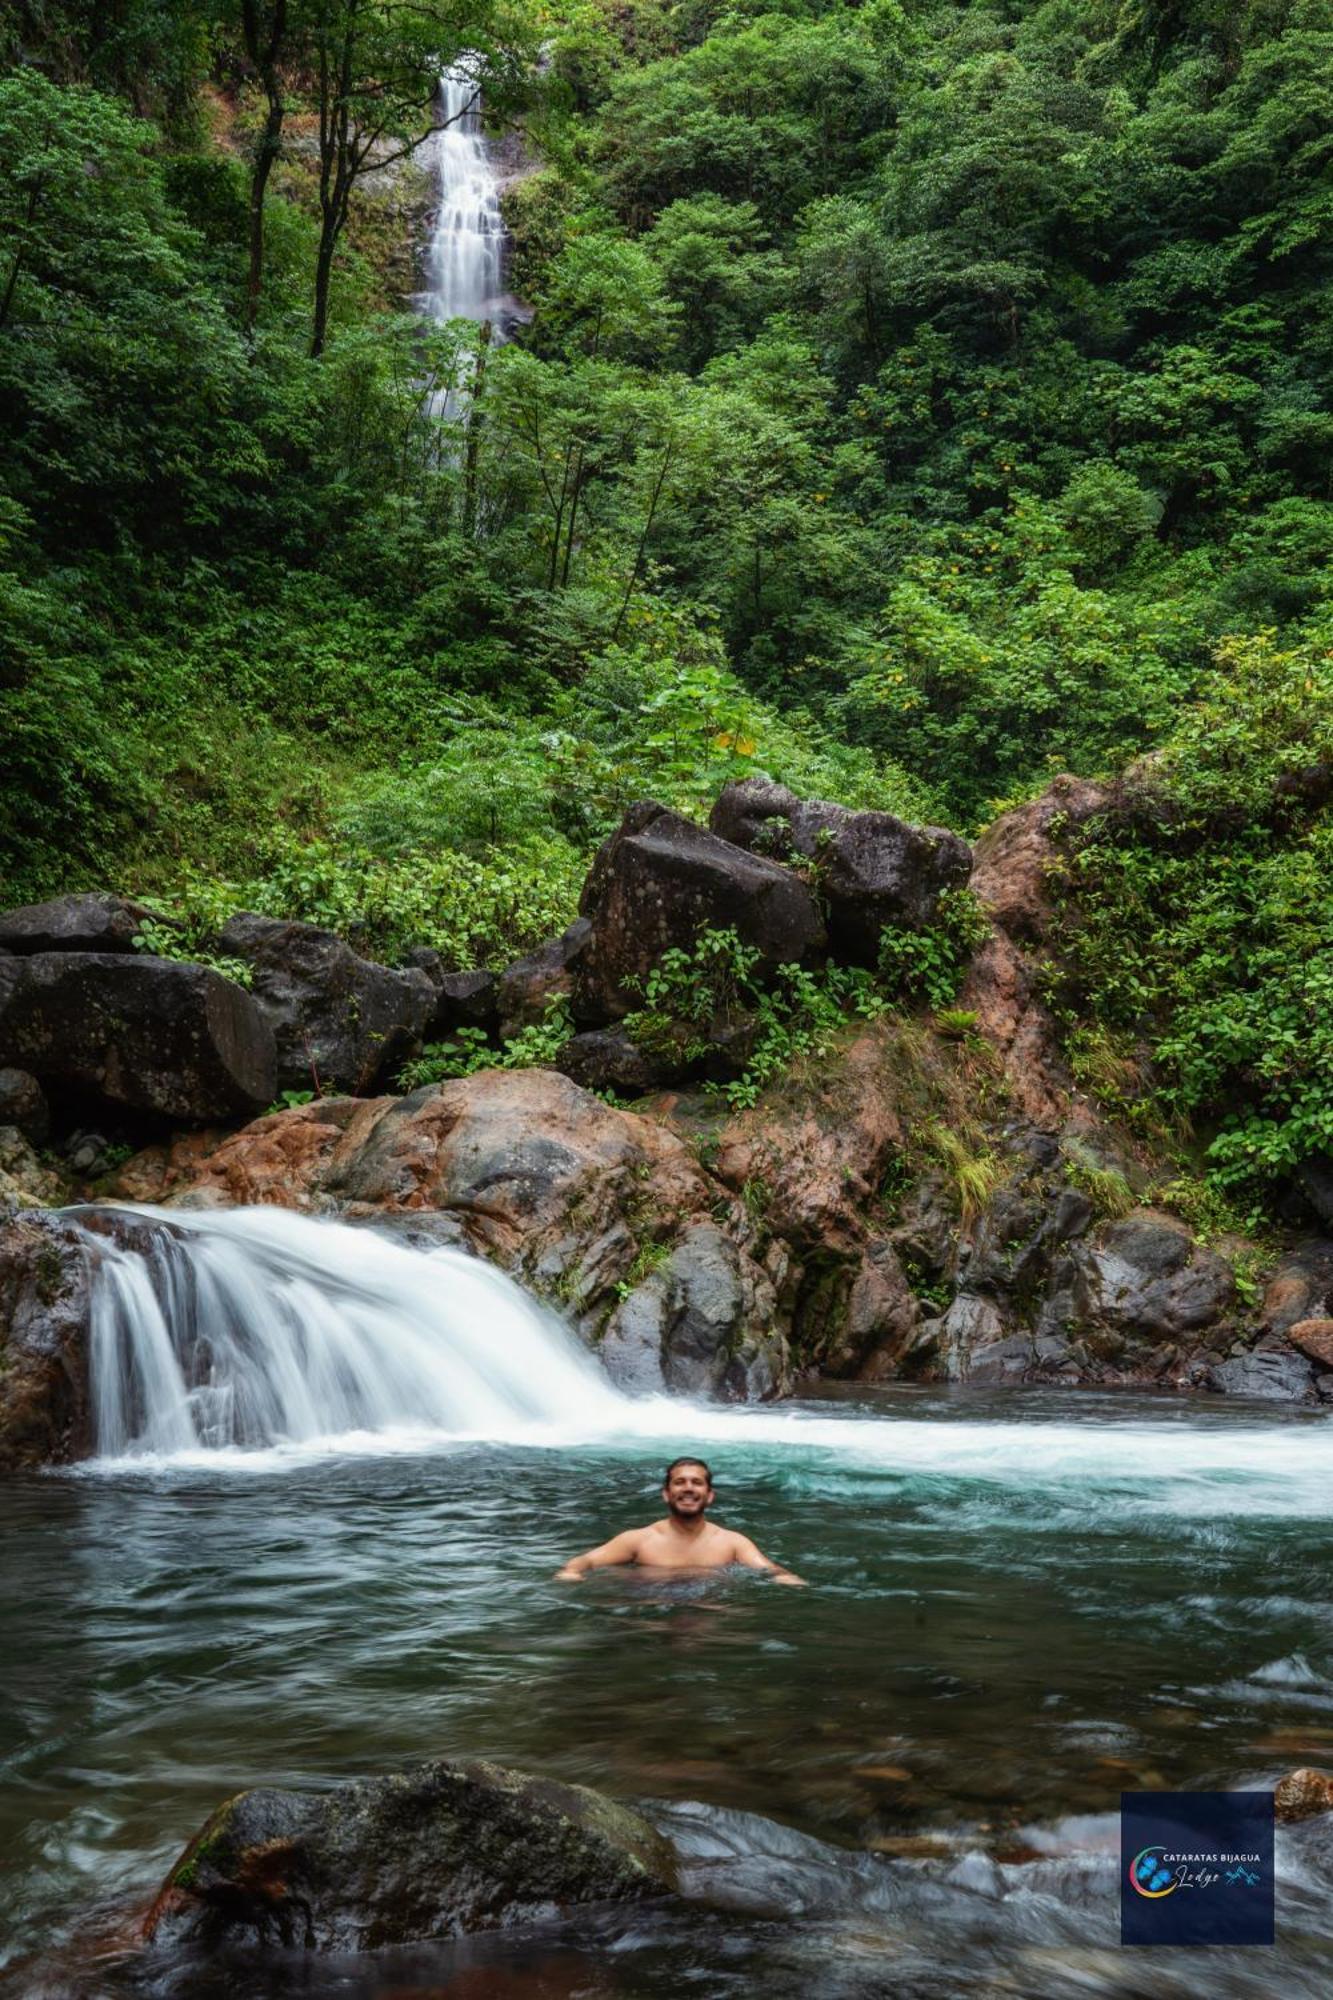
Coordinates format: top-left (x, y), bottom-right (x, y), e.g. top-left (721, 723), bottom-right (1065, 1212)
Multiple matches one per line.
top-left (2, 0), bottom-right (1332, 1208)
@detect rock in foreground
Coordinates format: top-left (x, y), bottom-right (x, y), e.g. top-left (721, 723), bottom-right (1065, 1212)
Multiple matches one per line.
top-left (146, 1758), bottom-right (677, 1953)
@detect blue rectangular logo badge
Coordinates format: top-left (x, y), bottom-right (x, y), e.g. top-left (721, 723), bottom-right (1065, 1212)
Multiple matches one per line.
top-left (1121, 1791), bottom-right (1274, 1946)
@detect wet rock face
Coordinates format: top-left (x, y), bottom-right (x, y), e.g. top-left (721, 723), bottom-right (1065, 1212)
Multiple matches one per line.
top-left (0, 1208), bottom-right (191, 1469)
top-left (600, 1221), bottom-right (786, 1399)
top-left (0, 891), bottom-right (149, 956)
top-left (1071, 1212), bottom-right (1234, 1341)
top-left (710, 776), bottom-right (972, 963)
top-left (218, 914), bottom-right (435, 1097)
top-left (0, 952), bottom-right (277, 1124)
top-left (0, 1209), bottom-right (92, 1470)
top-left (146, 1758), bottom-right (677, 1955)
top-left (574, 802), bottom-right (825, 1022)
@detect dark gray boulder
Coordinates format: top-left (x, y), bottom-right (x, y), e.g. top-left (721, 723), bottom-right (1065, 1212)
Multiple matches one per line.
top-left (1208, 1347), bottom-right (1316, 1401)
top-left (0, 1066), bottom-right (49, 1143)
top-left (555, 1026), bottom-right (692, 1096)
top-left (575, 802), bottom-right (825, 1022)
top-left (405, 954), bottom-right (500, 1038)
top-left (0, 891), bottom-right (149, 956)
top-left (496, 922), bottom-right (589, 1039)
top-left (600, 1221), bottom-right (788, 1400)
top-left (217, 915), bottom-right (435, 1096)
top-left (1071, 1211), bottom-right (1233, 1341)
top-left (145, 1758), bottom-right (677, 1954)
top-left (710, 776), bottom-right (972, 963)
top-left (0, 953), bottom-right (276, 1124)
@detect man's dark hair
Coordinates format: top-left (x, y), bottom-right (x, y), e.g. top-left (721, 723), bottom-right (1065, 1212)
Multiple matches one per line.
top-left (663, 1456), bottom-right (713, 1487)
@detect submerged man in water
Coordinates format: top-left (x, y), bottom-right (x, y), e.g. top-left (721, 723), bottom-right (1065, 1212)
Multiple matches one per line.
top-left (555, 1457), bottom-right (806, 1584)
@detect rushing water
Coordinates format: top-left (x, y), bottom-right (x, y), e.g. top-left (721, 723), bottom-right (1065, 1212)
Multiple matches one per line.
top-left (423, 63), bottom-right (506, 326)
top-left (5, 1211), bottom-right (1333, 1996)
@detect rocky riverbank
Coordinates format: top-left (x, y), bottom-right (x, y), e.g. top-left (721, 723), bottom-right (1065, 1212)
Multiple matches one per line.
top-left (3, 775), bottom-right (1333, 1468)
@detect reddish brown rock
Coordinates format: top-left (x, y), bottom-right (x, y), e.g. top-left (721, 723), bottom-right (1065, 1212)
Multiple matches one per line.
top-left (1274, 1768), bottom-right (1333, 1824)
top-left (958, 932), bottom-right (1071, 1132)
top-left (1284, 1318), bottom-right (1333, 1368)
top-left (969, 775), bottom-right (1109, 944)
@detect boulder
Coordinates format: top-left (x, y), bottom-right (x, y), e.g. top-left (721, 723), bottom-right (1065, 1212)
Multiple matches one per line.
top-left (145, 1758), bottom-right (677, 1954)
top-left (0, 1211), bottom-right (91, 1470)
top-left (1274, 1768), bottom-right (1333, 1824)
top-left (0, 1066), bottom-right (49, 1143)
top-left (1262, 1243), bottom-right (1333, 1334)
top-left (1285, 1317), bottom-right (1333, 1369)
top-left (217, 914), bottom-right (434, 1096)
top-left (405, 954), bottom-right (499, 1036)
top-left (1071, 1212), bottom-right (1233, 1342)
top-left (710, 776), bottom-right (971, 963)
top-left (555, 1025), bottom-right (691, 1097)
top-left (1208, 1348), bottom-right (1315, 1401)
top-left (496, 922), bottom-right (589, 1038)
top-left (0, 953), bottom-right (276, 1124)
top-left (599, 1221), bottom-right (787, 1400)
top-left (0, 891), bottom-right (149, 956)
top-left (574, 803), bottom-right (825, 1022)
top-left (0, 1126), bottom-right (67, 1207)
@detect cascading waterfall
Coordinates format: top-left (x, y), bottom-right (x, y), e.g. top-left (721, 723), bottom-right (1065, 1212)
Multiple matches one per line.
top-left (423, 62), bottom-right (506, 325)
top-left (87, 1206), bottom-right (626, 1462)
top-left (76, 1205), bottom-right (1333, 1518)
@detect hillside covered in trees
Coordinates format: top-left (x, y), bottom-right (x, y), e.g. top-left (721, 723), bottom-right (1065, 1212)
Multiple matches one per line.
top-left (3, 0), bottom-right (1333, 1221)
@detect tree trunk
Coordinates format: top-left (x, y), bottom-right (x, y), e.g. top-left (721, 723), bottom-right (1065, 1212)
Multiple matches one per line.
top-left (241, 0), bottom-right (287, 334)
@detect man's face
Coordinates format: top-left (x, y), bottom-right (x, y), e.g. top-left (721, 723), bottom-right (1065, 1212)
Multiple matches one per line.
top-left (663, 1463), bottom-right (713, 1520)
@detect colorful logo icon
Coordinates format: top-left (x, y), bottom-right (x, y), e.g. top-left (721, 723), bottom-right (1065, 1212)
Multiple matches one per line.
top-left (1129, 1846), bottom-right (1178, 1897)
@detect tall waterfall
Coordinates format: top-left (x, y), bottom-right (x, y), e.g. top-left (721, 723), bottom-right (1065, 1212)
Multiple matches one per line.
top-left (423, 63), bottom-right (506, 325)
top-left (88, 1207), bottom-right (625, 1463)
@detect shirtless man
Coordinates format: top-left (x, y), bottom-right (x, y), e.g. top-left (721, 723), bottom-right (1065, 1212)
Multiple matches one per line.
top-left (555, 1456), bottom-right (805, 1585)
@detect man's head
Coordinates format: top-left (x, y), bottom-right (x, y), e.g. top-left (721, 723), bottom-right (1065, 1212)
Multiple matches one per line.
top-left (662, 1456), bottom-right (714, 1521)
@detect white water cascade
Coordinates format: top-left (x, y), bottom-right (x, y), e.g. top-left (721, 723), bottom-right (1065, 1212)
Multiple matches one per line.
top-left (88, 1206), bottom-right (626, 1464)
top-left (77, 1204), bottom-right (1333, 1522)
top-left (422, 63), bottom-right (506, 325)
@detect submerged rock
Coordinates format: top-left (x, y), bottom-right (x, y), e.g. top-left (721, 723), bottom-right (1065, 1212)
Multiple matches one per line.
top-left (1275, 1767), bottom-right (1333, 1824)
top-left (0, 952), bottom-right (276, 1124)
top-left (145, 1758), bottom-right (677, 1954)
top-left (218, 914), bottom-right (435, 1096)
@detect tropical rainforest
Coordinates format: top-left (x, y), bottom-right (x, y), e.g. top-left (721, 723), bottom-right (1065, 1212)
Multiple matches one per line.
top-left (2, 0), bottom-right (1332, 1215)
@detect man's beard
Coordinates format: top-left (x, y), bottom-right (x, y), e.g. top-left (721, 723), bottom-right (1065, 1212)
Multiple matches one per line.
top-left (667, 1498), bottom-right (707, 1521)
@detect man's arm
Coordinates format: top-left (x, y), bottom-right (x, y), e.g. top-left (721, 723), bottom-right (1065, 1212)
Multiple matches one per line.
top-left (554, 1529), bottom-right (644, 1582)
top-left (730, 1533), bottom-right (806, 1586)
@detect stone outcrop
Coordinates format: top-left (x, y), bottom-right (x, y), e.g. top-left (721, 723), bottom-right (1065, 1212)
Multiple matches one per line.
top-left (0, 952), bottom-right (276, 1124)
top-left (496, 921), bottom-right (589, 1037)
top-left (145, 1758), bottom-right (677, 1954)
top-left (113, 1069), bottom-right (791, 1400)
top-left (217, 914), bottom-right (435, 1096)
top-left (710, 775), bottom-right (972, 962)
top-left (574, 802), bottom-right (825, 1022)
top-left (0, 891), bottom-right (150, 956)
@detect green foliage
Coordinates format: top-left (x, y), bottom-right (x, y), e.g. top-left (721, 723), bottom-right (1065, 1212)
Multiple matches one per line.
top-left (1055, 631), bottom-right (1333, 1208)
top-left (876, 889), bottom-right (989, 1010)
top-left (131, 911), bottom-right (254, 989)
top-left (397, 1000), bottom-right (573, 1089)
